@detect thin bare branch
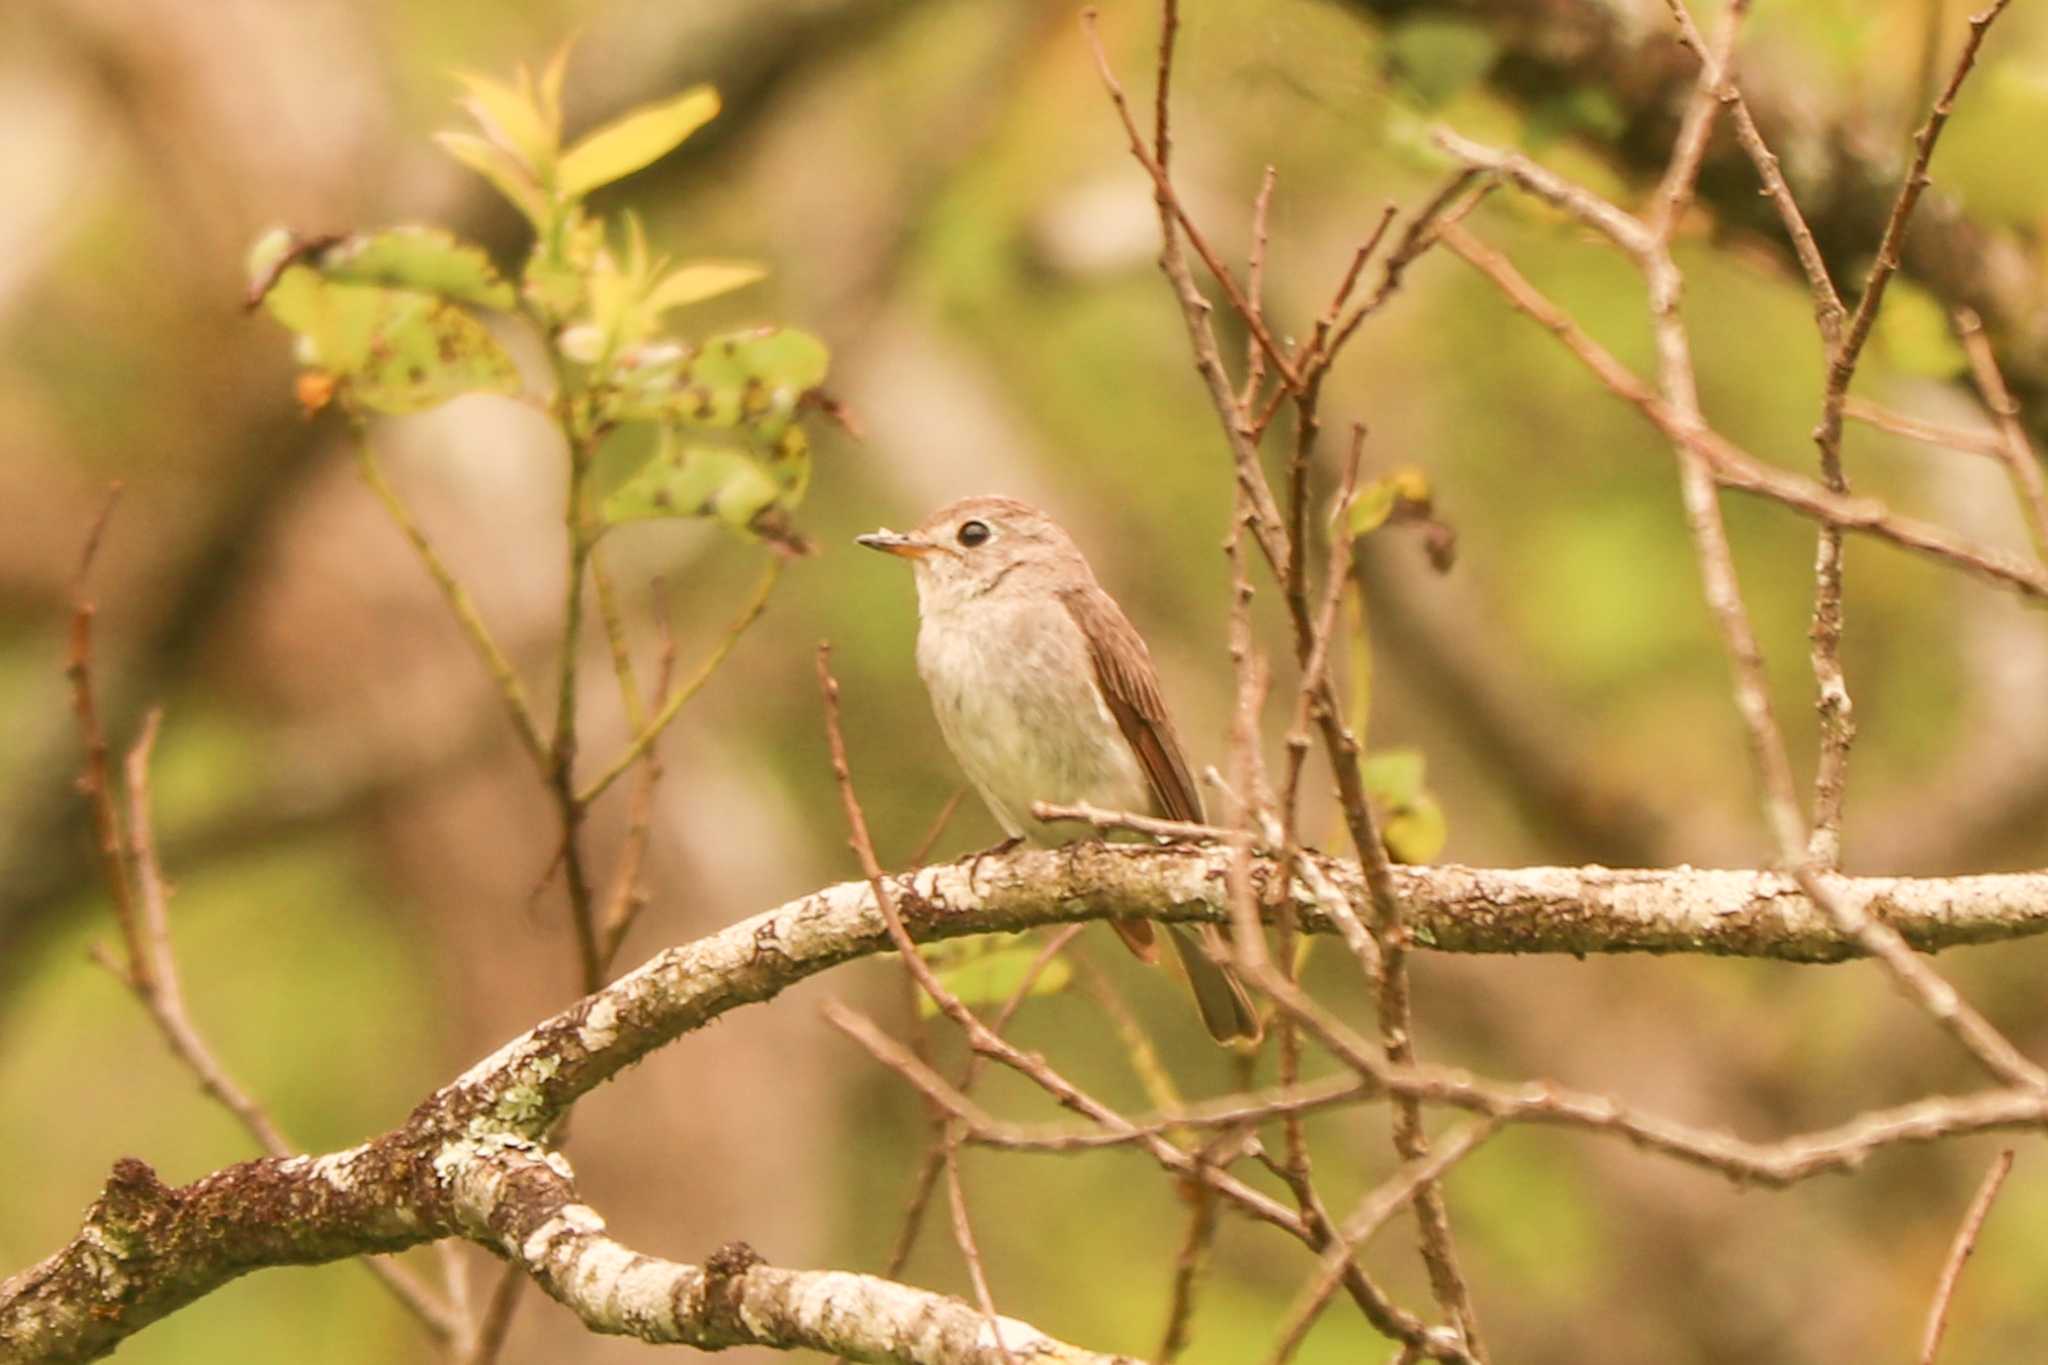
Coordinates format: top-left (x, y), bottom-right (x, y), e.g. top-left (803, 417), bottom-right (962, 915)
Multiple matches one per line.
top-left (1919, 1148), bottom-right (2016, 1365)
top-left (1156, 1174), bottom-right (1218, 1364)
top-left (1433, 222), bottom-right (2048, 601)
top-left (1842, 397), bottom-right (2008, 460)
top-left (1662, 0), bottom-right (1846, 344)
top-left (1239, 164), bottom-right (1278, 408)
top-left (1956, 307), bottom-right (2048, 557)
top-left (1793, 866), bottom-right (2048, 1092)
top-left (941, 1147), bottom-right (1010, 1363)
top-left (350, 428), bottom-right (549, 775)
top-left (1268, 1123), bottom-right (1499, 1365)
top-left (577, 556), bottom-right (782, 804)
top-left (1080, 8), bottom-right (1302, 395)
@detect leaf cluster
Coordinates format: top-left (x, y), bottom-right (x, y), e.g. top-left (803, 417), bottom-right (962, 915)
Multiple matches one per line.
top-left (245, 44), bottom-right (833, 550)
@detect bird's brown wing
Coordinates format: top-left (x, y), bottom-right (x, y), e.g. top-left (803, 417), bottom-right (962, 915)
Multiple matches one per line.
top-left (1058, 584), bottom-right (1205, 825)
top-left (1062, 585), bottom-right (1260, 1039)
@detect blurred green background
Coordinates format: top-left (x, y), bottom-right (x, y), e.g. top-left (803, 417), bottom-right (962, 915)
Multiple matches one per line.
top-left (4, 0), bottom-right (2047, 1360)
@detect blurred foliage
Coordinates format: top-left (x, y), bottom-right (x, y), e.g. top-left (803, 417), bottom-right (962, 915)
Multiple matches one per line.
top-left (250, 49), bottom-right (832, 548)
top-left (5, 0), bottom-right (2048, 1362)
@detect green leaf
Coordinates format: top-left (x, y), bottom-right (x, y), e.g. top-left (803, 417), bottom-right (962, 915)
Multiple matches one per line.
top-left (684, 326), bottom-right (830, 415)
top-left (254, 264), bottom-right (519, 415)
top-left (1351, 481), bottom-right (1399, 536)
top-left (311, 226), bottom-right (515, 310)
top-left (612, 326), bottom-right (830, 429)
top-left (557, 85), bottom-right (719, 199)
top-left (1349, 467), bottom-right (1432, 536)
top-left (455, 69), bottom-right (555, 173)
top-left (600, 430), bottom-right (783, 530)
top-left (917, 939), bottom-right (1073, 1017)
top-left (1383, 791), bottom-right (1448, 864)
top-left (436, 131), bottom-right (550, 229)
top-left (1361, 748), bottom-right (1427, 807)
top-left (1361, 748), bottom-right (1447, 863)
top-left (645, 261), bottom-right (767, 315)
top-left (594, 328), bottom-right (829, 550)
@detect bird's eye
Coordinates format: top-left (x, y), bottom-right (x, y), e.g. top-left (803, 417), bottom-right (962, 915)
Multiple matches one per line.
top-left (956, 520), bottom-right (991, 547)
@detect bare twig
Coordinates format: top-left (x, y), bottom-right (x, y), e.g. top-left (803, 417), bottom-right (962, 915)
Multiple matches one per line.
top-left (1792, 866), bottom-right (2048, 1092)
top-left (1267, 1122), bottom-right (1499, 1365)
top-left (597, 579), bottom-right (678, 966)
top-left (1919, 1148), bottom-right (2016, 1365)
top-left (120, 713), bottom-right (293, 1155)
top-left (67, 486), bottom-right (142, 984)
top-left (1031, 800), bottom-right (1237, 844)
top-left (1828, 0), bottom-right (2011, 419)
top-left (1431, 221), bottom-right (2048, 602)
top-left (1080, 7), bottom-right (1288, 571)
top-left (350, 427), bottom-right (549, 774)
top-left (814, 649), bottom-right (1315, 1239)
top-left (858, 920), bottom-right (1083, 1343)
top-left (910, 789), bottom-right (969, 867)
top-left (63, 505), bottom-right (460, 1345)
top-left (1662, 0), bottom-right (1844, 342)
top-left (1239, 164), bottom-right (1277, 409)
top-left (1956, 307), bottom-right (2048, 557)
top-left (463, 1265), bottom-right (527, 1365)
top-left (826, 1003), bottom-right (1373, 1156)
top-left (588, 545), bottom-right (648, 737)
top-left (1805, 0), bottom-right (2012, 861)
top-left (1156, 1171), bottom-right (1218, 1364)
top-left (941, 1145), bottom-right (1011, 1363)
top-left (1080, 6), bottom-right (1303, 397)
top-left (577, 557), bottom-right (782, 804)
top-left (1842, 397), bottom-right (2008, 460)
top-left (1653, 1), bottom-right (1810, 864)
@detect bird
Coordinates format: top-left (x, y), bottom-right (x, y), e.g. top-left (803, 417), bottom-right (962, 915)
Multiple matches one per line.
top-left (857, 494), bottom-right (1260, 1042)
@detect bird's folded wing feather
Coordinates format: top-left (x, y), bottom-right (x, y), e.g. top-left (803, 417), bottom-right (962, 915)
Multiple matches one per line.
top-left (1058, 585), bottom-right (1205, 825)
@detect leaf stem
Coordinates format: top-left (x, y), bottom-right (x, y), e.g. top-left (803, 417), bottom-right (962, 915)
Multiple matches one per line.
top-left (576, 556), bottom-right (782, 805)
top-left (349, 420), bottom-right (550, 775)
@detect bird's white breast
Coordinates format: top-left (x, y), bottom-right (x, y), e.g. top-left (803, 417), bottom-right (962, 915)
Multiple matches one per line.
top-left (914, 591), bottom-right (1150, 841)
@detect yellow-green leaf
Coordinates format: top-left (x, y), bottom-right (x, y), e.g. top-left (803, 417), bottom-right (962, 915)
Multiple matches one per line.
top-left (455, 69), bottom-right (555, 173)
top-left (601, 432), bottom-right (782, 530)
top-left (536, 37), bottom-right (575, 141)
top-left (611, 326), bottom-right (829, 429)
top-left (254, 265), bottom-right (519, 415)
top-left (556, 85), bottom-right (719, 199)
top-left (1350, 467), bottom-right (1432, 536)
top-left (436, 131), bottom-right (550, 229)
top-left (1384, 791), bottom-right (1448, 864)
top-left (312, 226), bottom-right (515, 310)
top-left (1361, 748), bottom-right (1427, 807)
top-left (1360, 748), bottom-right (1447, 863)
top-left (645, 261), bottom-right (767, 316)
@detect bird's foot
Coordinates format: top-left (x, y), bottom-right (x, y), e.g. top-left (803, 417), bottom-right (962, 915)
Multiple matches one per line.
top-left (966, 835), bottom-right (1024, 893)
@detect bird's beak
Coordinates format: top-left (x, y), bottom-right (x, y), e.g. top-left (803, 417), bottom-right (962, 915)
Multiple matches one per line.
top-left (856, 528), bottom-right (942, 559)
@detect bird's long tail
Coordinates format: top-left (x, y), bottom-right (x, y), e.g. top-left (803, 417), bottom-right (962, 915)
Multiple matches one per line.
top-left (1166, 923), bottom-right (1262, 1043)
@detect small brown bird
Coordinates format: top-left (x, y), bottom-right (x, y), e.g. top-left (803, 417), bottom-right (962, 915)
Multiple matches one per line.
top-left (858, 495), bottom-right (1259, 1042)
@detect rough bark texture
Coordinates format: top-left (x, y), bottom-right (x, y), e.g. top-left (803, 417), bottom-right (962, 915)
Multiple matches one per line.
top-left (5, 846), bottom-right (2046, 1361)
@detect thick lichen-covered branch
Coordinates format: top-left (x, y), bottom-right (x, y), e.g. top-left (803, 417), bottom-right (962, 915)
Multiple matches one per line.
top-left (7, 846), bottom-right (2048, 1361)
